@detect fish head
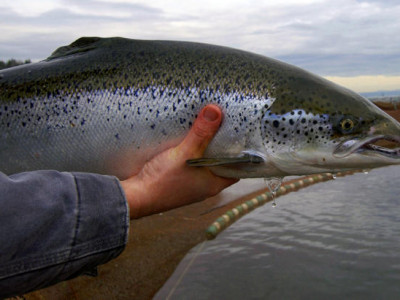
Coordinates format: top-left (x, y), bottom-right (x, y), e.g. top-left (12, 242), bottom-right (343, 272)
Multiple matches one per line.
top-left (261, 72), bottom-right (400, 175)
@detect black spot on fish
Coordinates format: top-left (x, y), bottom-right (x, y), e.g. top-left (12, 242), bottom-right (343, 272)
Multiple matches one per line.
top-left (273, 120), bottom-right (279, 128)
top-left (289, 119), bottom-right (294, 125)
top-left (151, 124), bottom-right (155, 129)
top-left (115, 133), bottom-right (120, 140)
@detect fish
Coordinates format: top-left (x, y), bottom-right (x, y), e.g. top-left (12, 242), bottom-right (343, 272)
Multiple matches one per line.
top-left (1, 36), bottom-right (400, 180)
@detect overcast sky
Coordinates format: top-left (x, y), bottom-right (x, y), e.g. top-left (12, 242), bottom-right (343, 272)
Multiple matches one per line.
top-left (1, 0), bottom-right (400, 92)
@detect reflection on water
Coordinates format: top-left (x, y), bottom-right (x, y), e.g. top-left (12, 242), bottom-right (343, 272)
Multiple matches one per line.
top-left (157, 166), bottom-right (400, 299)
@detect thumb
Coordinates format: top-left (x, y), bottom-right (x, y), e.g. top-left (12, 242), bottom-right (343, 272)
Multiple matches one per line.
top-left (177, 104), bottom-right (222, 157)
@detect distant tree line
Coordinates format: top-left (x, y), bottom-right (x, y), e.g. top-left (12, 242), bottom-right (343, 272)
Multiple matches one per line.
top-left (0, 59), bottom-right (31, 70)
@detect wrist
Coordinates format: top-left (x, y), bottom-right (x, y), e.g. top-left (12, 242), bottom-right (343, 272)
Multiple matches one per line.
top-left (120, 177), bottom-right (144, 219)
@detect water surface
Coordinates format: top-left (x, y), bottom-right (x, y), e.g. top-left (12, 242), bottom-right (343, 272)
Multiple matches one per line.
top-left (157, 166), bottom-right (400, 299)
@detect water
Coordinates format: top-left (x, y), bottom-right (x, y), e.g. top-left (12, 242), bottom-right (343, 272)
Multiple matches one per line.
top-left (157, 166), bottom-right (400, 299)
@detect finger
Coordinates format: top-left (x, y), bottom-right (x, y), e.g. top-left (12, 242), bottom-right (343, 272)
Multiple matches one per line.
top-left (177, 104), bottom-right (222, 157)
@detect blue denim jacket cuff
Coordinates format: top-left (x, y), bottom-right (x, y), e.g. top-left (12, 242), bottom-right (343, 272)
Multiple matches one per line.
top-left (0, 171), bottom-right (129, 298)
top-left (69, 172), bottom-right (129, 263)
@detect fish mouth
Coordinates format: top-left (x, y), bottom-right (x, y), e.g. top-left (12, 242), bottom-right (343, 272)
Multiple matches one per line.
top-left (333, 135), bottom-right (400, 159)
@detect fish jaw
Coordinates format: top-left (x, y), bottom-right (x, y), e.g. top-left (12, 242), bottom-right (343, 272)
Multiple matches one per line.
top-left (270, 142), bottom-right (400, 177)
top-left (272, 134), bottom-right (400, 176)
top-left (333, 135), bottom-right (400, 159)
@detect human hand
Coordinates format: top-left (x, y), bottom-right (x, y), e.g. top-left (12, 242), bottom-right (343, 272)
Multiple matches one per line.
top-left (120, 105), bottom-right (239, 219)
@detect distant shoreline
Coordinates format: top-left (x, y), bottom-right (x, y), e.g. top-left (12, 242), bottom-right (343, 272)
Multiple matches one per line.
top-left (368, 96), bottom-right (400, 104)
top-left (362, 89), bottom-right (400, 98)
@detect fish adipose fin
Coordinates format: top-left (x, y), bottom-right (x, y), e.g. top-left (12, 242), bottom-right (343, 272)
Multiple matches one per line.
top-left (187, 153), bottom-right (264, 167)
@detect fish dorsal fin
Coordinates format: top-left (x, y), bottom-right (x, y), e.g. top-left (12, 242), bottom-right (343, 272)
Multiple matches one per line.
top-left (46, 37), bottom-right (102, 60)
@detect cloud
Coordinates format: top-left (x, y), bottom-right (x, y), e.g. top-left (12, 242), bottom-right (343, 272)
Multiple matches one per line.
top-left (59, 0), bottom-right (163, 19)
top-left (277, 53), bottom-right (400, 76)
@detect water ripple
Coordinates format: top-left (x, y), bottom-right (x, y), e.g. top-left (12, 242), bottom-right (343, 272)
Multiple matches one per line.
top-left (159, 166), bottom-right (400, 299)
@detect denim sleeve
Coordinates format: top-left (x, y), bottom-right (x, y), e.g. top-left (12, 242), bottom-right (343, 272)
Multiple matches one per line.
top-left (0, 171), bottom-right (130, 298)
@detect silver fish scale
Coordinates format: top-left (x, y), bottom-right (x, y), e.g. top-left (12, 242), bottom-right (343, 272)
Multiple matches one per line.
top-left (0, 84), bottom-right (275, 178)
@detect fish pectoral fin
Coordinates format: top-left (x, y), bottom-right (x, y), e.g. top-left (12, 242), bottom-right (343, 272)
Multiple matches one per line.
top-left (186, 153), bottom-right (264, 167)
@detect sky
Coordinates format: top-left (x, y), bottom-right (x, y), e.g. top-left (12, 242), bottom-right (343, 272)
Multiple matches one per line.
top-left (1, 0), bottom-right (400, 93)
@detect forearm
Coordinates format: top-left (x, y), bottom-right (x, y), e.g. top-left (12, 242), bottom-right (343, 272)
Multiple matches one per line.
top-left (0, 171), bottom-right (129, 298)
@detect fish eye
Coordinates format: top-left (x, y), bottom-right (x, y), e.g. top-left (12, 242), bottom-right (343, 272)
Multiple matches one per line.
top-left (340, 118), bottom-right (354, 131)
top-left (337, 116), bottom-right (357, 134)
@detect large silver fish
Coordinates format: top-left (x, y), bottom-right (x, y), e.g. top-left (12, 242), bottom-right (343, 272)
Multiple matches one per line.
top-left (1, 37), bottom-right (400, 179)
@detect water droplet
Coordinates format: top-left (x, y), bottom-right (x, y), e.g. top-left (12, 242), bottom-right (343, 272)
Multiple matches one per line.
top-left (362, 169), bottom-right (370, 175)
top-left (264, 177), bottom-right (283, 193)
top-left (264, 177), bottom-right (283, 207)
top-left (332, 173), bottom-right (337, 179)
